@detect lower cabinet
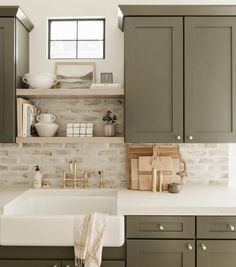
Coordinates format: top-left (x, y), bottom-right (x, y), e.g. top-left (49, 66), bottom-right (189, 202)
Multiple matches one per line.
top-left (0, 246), bottom-right (125, 267)
top-left (0, 260), bottom-right (61, 267)
top-left (62, 260), bottom-right (125, 267)
top-left (127, 240), bottom-right (195, 267)
top-left (0, 260), bottom-right (125, 267)
top-left (197, 240), bottom-right (236, 267)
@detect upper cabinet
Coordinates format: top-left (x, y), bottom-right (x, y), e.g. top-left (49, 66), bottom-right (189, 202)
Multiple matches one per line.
top-left (0, 7), bottom-right (33, 143)
top-left (120, 6), bottom-right (236, 143)
top-left (185, 17), bottom-right (236, 142)
top-left (124, 17), bottom-right (183, 143)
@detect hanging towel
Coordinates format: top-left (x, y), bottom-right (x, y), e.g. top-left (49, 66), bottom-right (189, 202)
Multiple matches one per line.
top-left (74, 213), bottom-right (108, 267)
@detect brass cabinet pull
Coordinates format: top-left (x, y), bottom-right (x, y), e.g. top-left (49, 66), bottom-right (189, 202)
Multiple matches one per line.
top-left (52, 265), bottom-right (58, 267)
top-left (158, 224), bottom-right (164, 231)
top-left (187, 243), bottom-right (193, 251)
top-left (188, 136), bottom-right (193, 141)
top-left (228, 224), bottom-right (235, 231)
top-left (201, 244), bottom-right (207, 251)
top-left (65, 265), bottom-right (70, 267)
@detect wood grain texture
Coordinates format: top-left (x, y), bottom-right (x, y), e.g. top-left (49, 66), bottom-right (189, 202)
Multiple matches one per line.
top-left (16, 137), bottom-right (124, 144)
top-left (127, 144), bottom-right (187, 189)
top-left (131, 159), bottom-right (139, 189)
top-left (16, 88), bottom-right (124, 99)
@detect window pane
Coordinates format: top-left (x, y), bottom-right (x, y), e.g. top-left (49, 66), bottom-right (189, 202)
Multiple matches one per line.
top-left (50, 21), bottom-right (76, 40)
top-left (77, 41), bottom-right (103, 58)
top-left (50, 41), bottom-right (76, 58)
top-left (78, 21), bottom-right (104, 40)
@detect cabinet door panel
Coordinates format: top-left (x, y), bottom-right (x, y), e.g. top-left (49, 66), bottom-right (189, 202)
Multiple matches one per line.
top-left (197, 240), bottom-right (236, 267)
top-left (126, 216), bottom-right (195, 239)
top-left (127, 240), bottom-right (194, 267)
top-left (0, 18), bottom-right (15, 142)
top-left (185, 17), bottom-right (236, 142)
top-left (0, 260), bottom-right (61, 267)
top-left (125, 17), bottom-right (183, 143)
top-left (197, 216), bottom-right (236, 239)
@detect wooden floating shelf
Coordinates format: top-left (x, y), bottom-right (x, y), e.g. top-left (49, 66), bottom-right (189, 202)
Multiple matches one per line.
top-left (16, 136), bottom-right (124, 144)
top-left (16, 88), bottom-right (124, 99)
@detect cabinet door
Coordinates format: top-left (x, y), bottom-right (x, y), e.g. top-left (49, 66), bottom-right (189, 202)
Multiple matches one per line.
top-left (0, 260), bottom-right (61, 267)
top-left (127, 240), bottom-right (194, 267)
top-left (0, 18), bottom-right (16, 143)
top-left (185, 17), bottom-right (236, 142)
top-left (197, 240), bottom-right (236, 267)
top-left (62, 260), bottom-right (125, 267)
top-left (125, 17), bottom-right (183, 143)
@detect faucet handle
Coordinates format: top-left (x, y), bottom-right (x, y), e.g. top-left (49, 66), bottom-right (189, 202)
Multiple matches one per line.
top-left (98, 171), bottom-right (104, 189)
top-left (69, 160), bottom-right (74, 171)
top-left (84, 170), bottom-right (88, 188)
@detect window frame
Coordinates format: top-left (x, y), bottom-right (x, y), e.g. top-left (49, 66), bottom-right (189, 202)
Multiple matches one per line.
top-left (48, 18), bottom-right (105, 60)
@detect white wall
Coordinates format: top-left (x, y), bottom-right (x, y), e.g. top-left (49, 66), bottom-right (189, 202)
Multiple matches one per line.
top-left (0, 0), bottom-right (236, 84)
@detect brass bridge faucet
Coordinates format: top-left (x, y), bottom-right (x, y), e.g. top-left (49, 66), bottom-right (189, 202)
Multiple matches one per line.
top-left (63, 160), bottom-right (88, 189)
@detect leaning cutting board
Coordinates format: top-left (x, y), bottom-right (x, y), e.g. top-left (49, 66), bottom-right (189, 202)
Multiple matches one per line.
top-left (131, 158), bottom-right (139, 189)
top-left (138, 156), bottom-right (173, 191)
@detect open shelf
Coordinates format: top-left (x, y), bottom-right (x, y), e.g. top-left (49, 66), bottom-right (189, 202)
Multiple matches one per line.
top-left (16, 136), bottom-right (124, 144)
top-left (16, 88), bottom-right (124, 99)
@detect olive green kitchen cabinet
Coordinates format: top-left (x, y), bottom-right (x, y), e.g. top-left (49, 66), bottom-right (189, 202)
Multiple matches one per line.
top-left (197, 240), bottom-right (236, 267)
top-left (124, 17), bottom-right (183, 143)
top-left (185, 17), bottom-right (236, 142)
top-left (123, 13), bottom-right (236, 143)
top-left (127, 240), bottom-right (195, 267)
top-left (0, 7), bottom-right (33, 143)
top-left (62, 260), bottom-right (125, 267)
top-left (0, 245), bottom-right (125, 267)
top-left (126, 216), bottom-right (195, 267)
top-left (0, 260), bottom-right (61, 267)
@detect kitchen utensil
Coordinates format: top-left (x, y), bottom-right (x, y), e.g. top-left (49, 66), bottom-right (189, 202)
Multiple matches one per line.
top-left (131, 159), bottom-right (139, 189)
top-left (138, 156), bottom-right (173, 191)
top-left (22, 73), bottom-right (58, 89)
top-left (127, 145), bottom-right (187, 189)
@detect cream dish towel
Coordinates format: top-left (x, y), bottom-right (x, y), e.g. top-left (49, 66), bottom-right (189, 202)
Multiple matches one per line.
top-left (74, 213), bottom-right (108, 267)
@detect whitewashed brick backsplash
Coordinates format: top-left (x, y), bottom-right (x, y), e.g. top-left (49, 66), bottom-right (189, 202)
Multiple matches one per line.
top-left (0, 99), bottom-right (229, 188)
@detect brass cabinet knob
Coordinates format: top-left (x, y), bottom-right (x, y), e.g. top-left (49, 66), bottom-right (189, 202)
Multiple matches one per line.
top-left (158, 224), bottom-right (164, 231)
top-left (65, 265), bottom-right (70, 267)
top-left (187, 243), bottom-right (193, 251)
top-left (176, 136), bottom-right (182, 140)
top-left (201, 244), bottom-right (207, 251)
top-left (188, 136), bottom-right (193, 141)
top-left (52, 265), bottom-right (58, 267)
top-left (228, 224), bottom-right (235, 231)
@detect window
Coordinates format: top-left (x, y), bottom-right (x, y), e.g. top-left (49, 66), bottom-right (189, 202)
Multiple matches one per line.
top-left (48, 18), bottom-right (105, 59)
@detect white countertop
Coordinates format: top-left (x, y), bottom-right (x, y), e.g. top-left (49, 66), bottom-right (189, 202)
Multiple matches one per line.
top-left (1, 185), bottom-right (236, 216)
top-left (117, 185), bottom-right (236, 215)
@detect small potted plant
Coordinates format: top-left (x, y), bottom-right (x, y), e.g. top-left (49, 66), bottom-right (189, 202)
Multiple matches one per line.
top-left (102, 110), bottom-right (117, 137)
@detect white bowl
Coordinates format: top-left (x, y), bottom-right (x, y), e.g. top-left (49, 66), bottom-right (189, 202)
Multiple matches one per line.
top-left (22, 73), bottom-right (58, 89)
top-left (35, 122), bottom-right (59, 137)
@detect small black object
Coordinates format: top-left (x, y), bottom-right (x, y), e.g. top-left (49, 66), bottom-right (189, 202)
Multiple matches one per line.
top-left (35, 166), bottom-right (40, 171)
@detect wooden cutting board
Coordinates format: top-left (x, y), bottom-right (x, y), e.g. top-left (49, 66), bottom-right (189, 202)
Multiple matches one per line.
top-left (131, 158), bottom-right (139, 189)
top-left (138, 156), bottom-right (173, 191)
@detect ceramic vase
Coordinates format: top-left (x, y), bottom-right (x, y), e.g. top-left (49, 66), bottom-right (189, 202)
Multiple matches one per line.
top-left (104, 124), bottom-right (115, 137)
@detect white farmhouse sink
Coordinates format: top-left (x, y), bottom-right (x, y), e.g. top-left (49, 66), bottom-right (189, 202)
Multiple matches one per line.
top-left (0, 189), bottom-right (124, 247)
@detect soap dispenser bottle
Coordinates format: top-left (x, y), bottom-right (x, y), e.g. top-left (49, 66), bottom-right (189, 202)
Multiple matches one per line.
top-left (33, 166), bottom-right (42, 189)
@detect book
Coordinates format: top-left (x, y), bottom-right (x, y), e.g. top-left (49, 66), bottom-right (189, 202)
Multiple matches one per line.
top-left (22, 103), bottom-right (36, 137)
top-left (17, 98), bottom-right (31, 137)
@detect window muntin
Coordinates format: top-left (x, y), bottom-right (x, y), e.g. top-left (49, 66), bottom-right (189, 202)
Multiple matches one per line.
top-left (48, 19), bottom-right (105, 59)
